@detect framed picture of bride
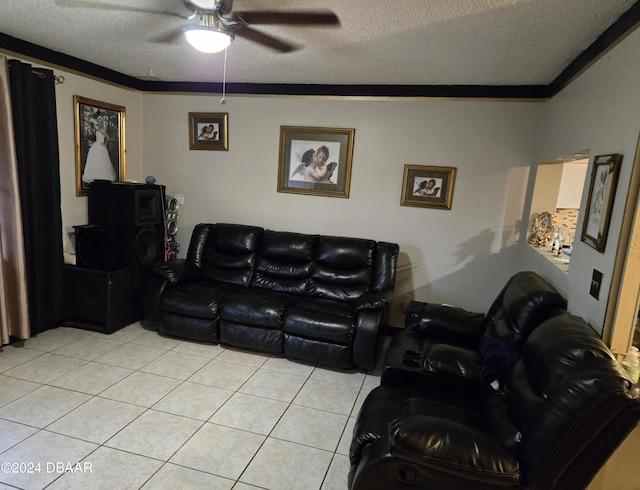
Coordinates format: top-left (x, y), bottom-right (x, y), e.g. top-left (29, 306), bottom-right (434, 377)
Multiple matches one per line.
top-left (74, 95), bottom-right (126, 196)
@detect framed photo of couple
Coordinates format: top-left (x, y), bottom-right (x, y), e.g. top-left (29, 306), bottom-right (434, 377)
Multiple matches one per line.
top-left (189, 112), bottom-right (228, 150)
top-left (277, 126), bottom-right (355, 198)
top-left (401, 164), bottom-right (457, 209)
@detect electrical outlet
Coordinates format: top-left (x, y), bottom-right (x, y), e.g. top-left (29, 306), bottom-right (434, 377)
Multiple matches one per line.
top-left (174, 194), bottom-right (185, 206)
top-left (590, 269), bottom-right (603, 299)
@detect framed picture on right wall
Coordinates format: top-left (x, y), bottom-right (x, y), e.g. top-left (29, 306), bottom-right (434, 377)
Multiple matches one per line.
top-left (400, 164), bottom-right (457, 209)
top-left (581, 153), bottom-right (622, 253)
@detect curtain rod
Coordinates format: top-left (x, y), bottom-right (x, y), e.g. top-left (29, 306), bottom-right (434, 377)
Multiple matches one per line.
top-left (31, 69), bottom-right (65, 84)
top-left (4, 58), bottom-right (65, 84)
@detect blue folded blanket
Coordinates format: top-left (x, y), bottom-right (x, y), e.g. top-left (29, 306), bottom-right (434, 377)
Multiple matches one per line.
top-left (478, 337), bottom-right (520, 386)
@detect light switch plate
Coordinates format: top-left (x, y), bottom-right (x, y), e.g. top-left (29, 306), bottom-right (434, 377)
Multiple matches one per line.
top-left (590, 269), bottom-right (603, 299)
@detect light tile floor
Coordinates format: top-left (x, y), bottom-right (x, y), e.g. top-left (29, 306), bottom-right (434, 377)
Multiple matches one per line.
top-left (0, 323), bottom-right (384, 490)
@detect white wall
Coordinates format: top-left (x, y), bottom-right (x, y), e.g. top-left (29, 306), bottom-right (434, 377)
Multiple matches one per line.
top-left (142, 94), bottom-right (543, 323)
top-left (557, 162), bottom-right (588, 208)
top-left (530, 163), bottom-right (563, 218)
top-left (532, 27), bottom-right (640, 333)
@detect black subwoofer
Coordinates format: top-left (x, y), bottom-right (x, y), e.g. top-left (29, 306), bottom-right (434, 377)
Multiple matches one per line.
top-left (74, 224), bottom-right (129, 271)
top-left (64, 265), bottom-right (133, 333)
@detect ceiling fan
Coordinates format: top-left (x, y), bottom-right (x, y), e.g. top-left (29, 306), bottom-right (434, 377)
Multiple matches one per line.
top-left (54, 0), bottom-right (340, 54)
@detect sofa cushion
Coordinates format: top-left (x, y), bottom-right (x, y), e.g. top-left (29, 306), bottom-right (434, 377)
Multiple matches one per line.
top-left (219, 320), bottom-right (284, 354)
top-left (309, 236), bottom-right (375, 301)
top-left (505, 314), bottom-right (614, 430)
top-left (221, 289), bottom-right (301, 328)
top-left (520, 314), bottom-right (611, 397)
top-left (484, 271), bottom-right (567, 350)
top-left (284, 297), bottom-right (354, 344)
top-left (199, 223), bottom-right (263, 288)
top-left (423, 343), bottom-right (482, 382)
top-left (161, 279), bottom-right (243, 319)
top-left (390, 414), bottom-right (521, 486)
top-left (159, 312), bottom-right (218, 342)
top-left (249, 230), bottom-right (316, 295)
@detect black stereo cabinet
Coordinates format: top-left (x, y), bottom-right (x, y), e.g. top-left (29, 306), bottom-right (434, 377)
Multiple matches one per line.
top-left (64, 265), bottom-right (133, 333)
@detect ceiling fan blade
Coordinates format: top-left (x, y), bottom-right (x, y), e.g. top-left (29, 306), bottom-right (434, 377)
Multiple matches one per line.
top-left (150, 26), bottom-right (186, 44)
top-left (231, 10), bottom-right (339, 26)
top-left (233, 26), bottom-right (297, 53)
top-left (52, 0), bottom-right (190, 19)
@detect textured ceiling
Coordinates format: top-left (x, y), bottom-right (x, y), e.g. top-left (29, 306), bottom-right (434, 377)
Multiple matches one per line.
top-left (0, 0), bottom-right (638, 87)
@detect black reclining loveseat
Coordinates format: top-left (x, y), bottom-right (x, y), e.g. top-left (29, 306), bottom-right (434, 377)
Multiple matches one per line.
top-left (349, 272), bottom-right (640, 489)
top-left (144, 222), bottom-right (399, 370)
top-left (381, 271), bottom-right (568, 393)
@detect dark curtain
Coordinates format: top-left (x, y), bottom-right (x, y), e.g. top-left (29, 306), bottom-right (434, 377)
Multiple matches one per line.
top-left (8, 60), bottom-right (64, 335)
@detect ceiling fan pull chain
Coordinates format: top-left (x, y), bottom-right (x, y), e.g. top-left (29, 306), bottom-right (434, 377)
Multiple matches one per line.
top-left (220, 47), bottom-right (228, 105)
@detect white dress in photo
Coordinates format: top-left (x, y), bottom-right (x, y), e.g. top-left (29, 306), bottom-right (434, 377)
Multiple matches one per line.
top-left (82, 131), bottom-right (115, 183)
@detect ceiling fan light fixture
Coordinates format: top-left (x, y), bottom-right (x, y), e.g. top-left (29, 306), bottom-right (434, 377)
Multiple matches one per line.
top-left (184, 25), bottom-right (232, 53)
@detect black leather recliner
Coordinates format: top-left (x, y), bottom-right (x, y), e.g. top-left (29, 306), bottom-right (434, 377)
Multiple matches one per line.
top-left (144, 223), bottom-right (399, 370)
top-left (381, 271), bottom-right (567, 393)
top-left (350, 313), bottom-right (640, 489)
top-left (349, 271), bottom-right (640, 489)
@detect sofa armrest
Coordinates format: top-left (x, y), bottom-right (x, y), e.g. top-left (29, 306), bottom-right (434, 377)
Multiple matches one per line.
top-left (143, 275), bottom-right (169, 324)
top-left (353, 309), bottom-right (387, 370)
top-left (143, 260), bottom-right (199, 323)
top-left (406, 301), bottom-right (486, 347)
top-left (354, 289), bottom-right (394, 311)
top-left (390, 414), bottom-right (520, 486)
top-left (149, 259), bottom-right (198, 285)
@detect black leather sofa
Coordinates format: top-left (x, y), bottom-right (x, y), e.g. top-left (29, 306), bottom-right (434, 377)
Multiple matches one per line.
top-left (144, 223), bottom-right (399, 370)
top-left (349, 274), bottom-right (640, 490)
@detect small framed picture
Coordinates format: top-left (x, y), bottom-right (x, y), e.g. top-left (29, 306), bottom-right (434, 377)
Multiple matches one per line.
top-left (74, 95), bottom-right (126, 196)
top-left (189, 112), bottom-right (229, 150)
top-left (401, 165), bottom-right (457, 209)
top-left (581, 153), bottom-right (622, 252)
top-left (277, 126), bottom-right (355, 198)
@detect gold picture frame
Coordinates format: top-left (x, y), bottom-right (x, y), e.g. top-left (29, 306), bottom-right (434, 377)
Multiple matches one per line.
top-left (189, 112), bottom-right (229, 151)
top-left (277, 126), bottom-right (355, 198)
top-left (581, 153), bottom-right (623, 253)
top-left (401, 165), bottom-right (457, 209)
top-left (74, 95), bottom-right (126, 197)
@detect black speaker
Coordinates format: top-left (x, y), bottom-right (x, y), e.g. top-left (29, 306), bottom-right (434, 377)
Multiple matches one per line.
top-left (87, 181), bottom-right (166, 276)
top-left (134, 224), bottom-right (165, 268)
top-left (64, 265), bottom-right (133, 333)
top-left (89, 180), bottom-right (164, 228)
top-left (75, 224), bottom-right (129, 271)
